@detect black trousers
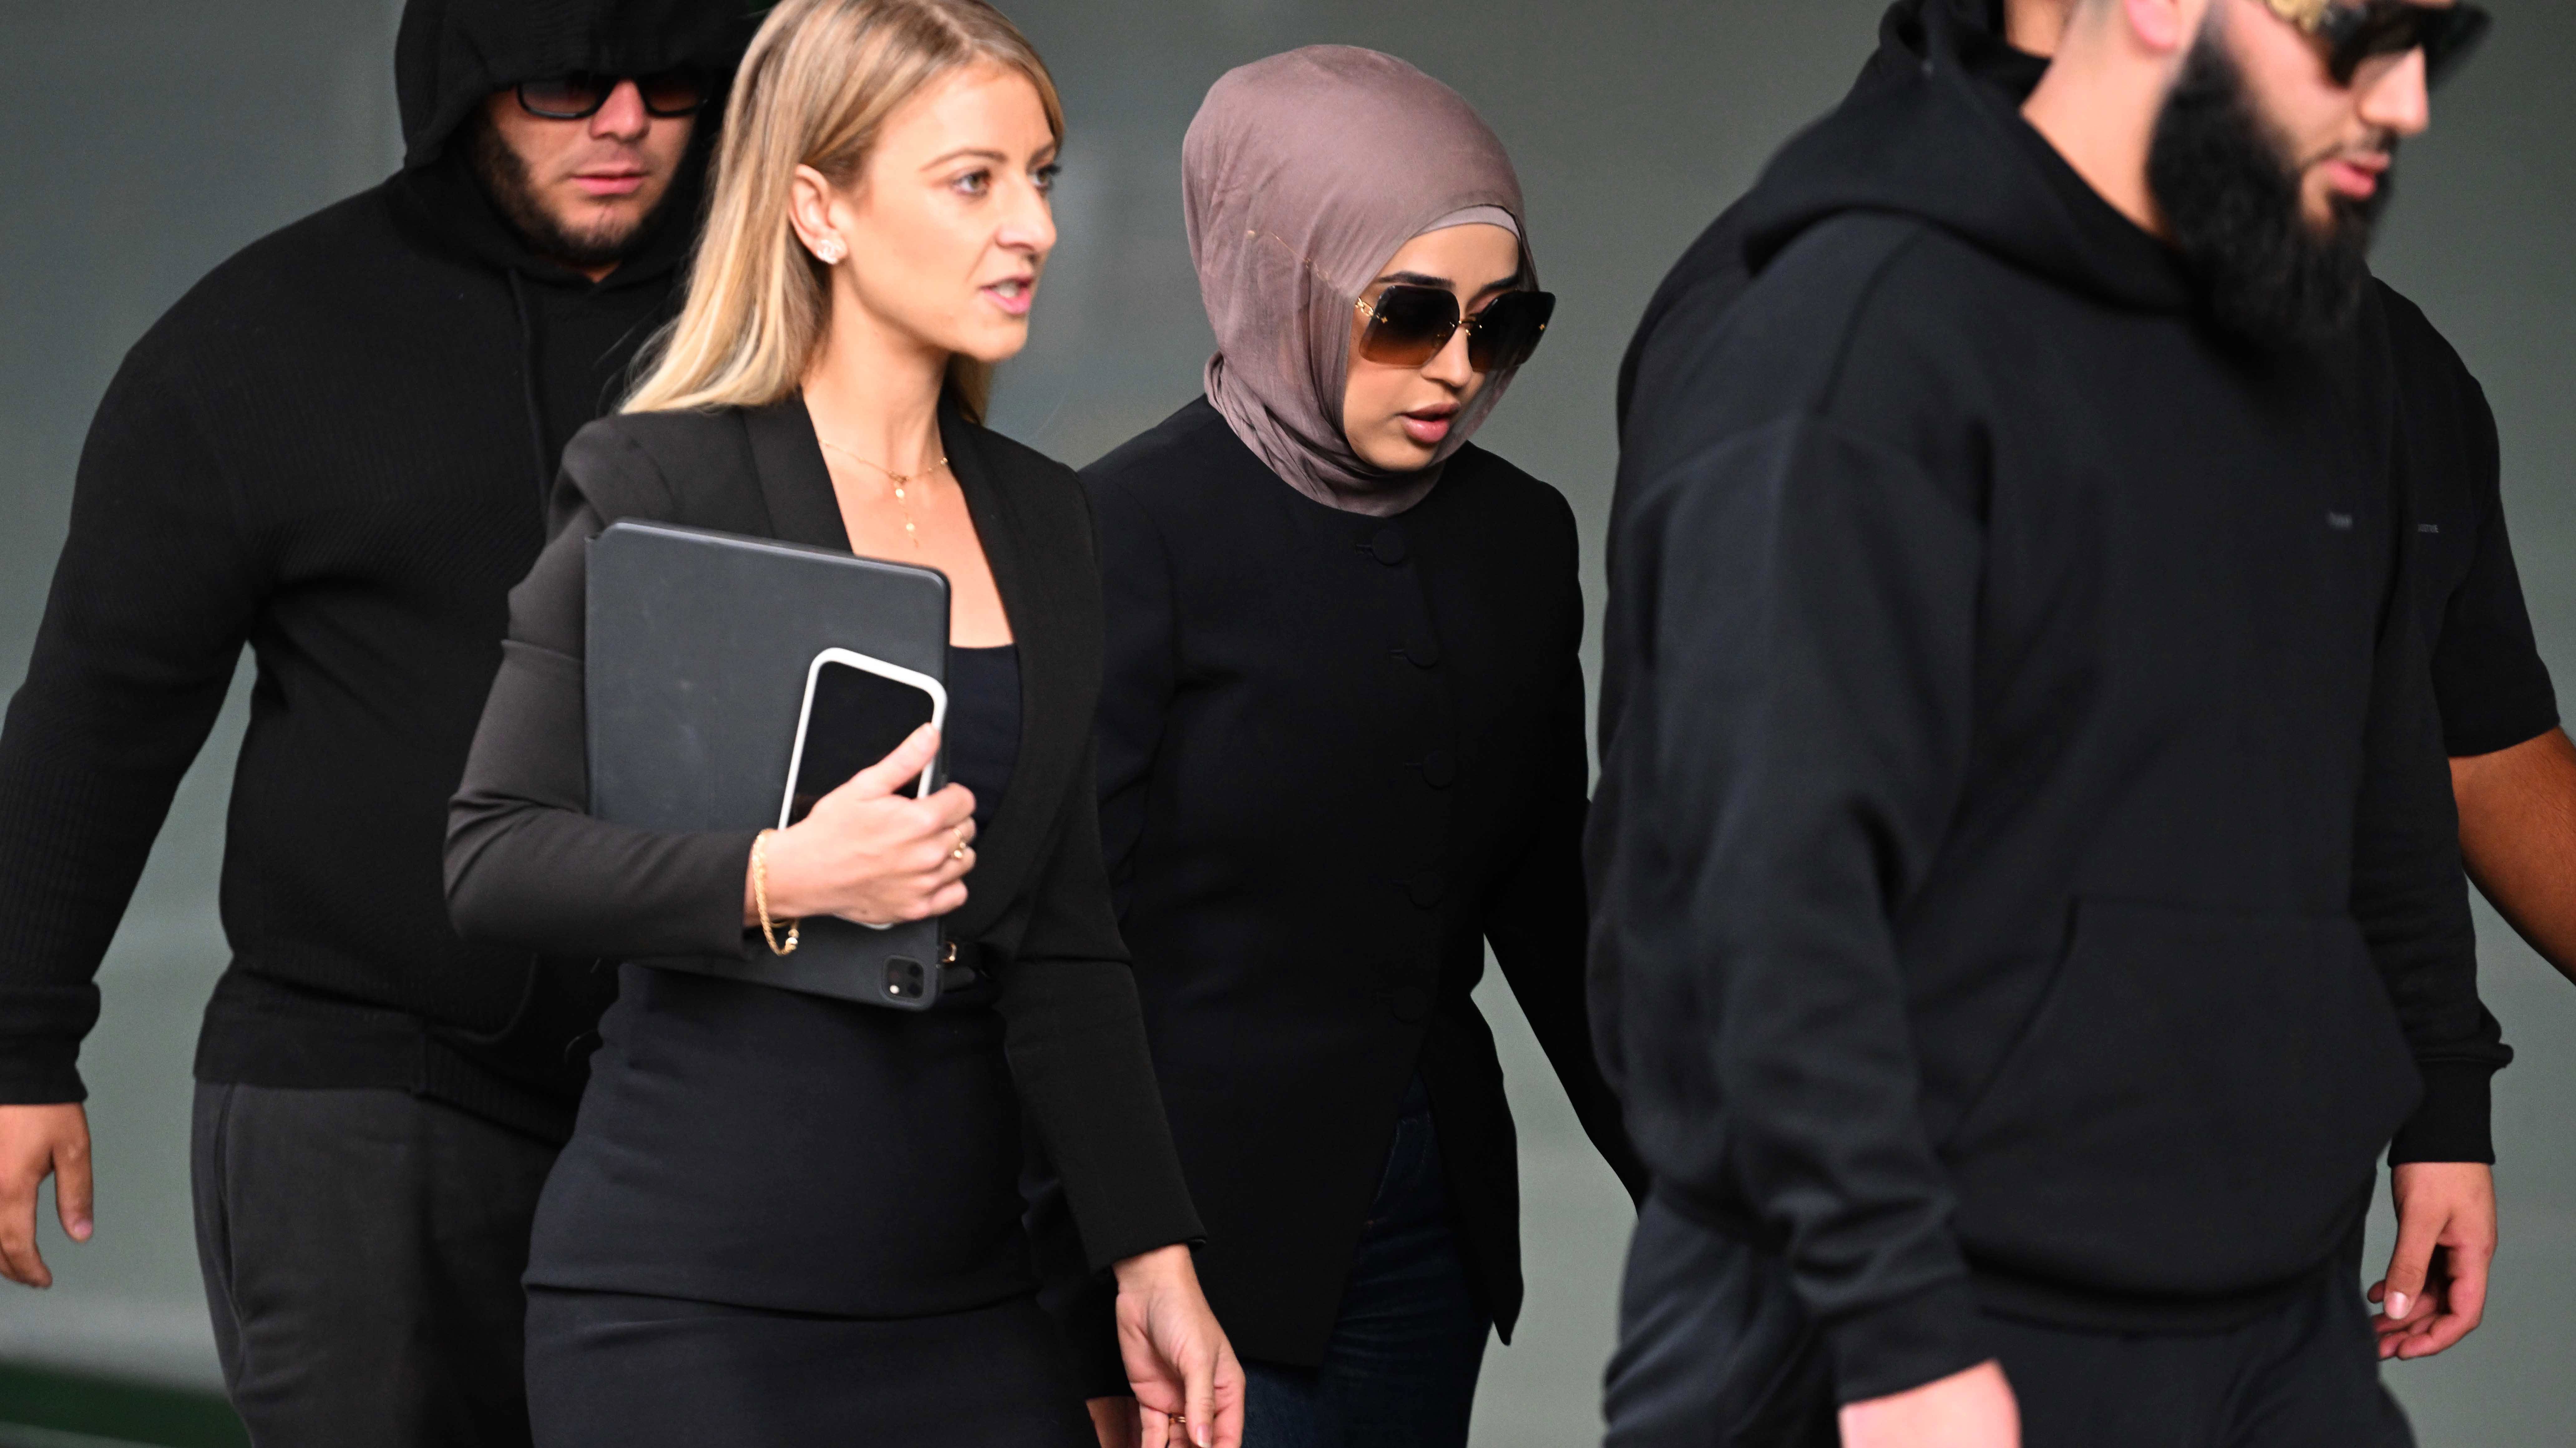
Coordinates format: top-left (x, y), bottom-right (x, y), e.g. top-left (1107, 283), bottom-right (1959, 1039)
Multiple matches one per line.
top-left (524, 1286), bottom-right (1095, 1447)
top-left (1602, 1194), bottom-right (2415, 1448)
top-left (191, 1082), bottom-right (558, 1448)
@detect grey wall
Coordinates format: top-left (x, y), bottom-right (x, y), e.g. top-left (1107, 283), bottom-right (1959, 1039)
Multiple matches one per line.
top-left (2, 2), bottom-right (2571, 1443)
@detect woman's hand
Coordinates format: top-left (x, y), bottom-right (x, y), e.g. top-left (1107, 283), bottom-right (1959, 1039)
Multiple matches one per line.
top-left (1084, 1397), bottom-right (1142, 1448)
top-left (1112, 1244), bottom-right (1243, 1448)
top-left (743, 724), bottom-right (978, 927)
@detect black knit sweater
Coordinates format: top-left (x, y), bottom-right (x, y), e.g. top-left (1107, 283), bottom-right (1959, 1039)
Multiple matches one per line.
top-left (0, 0), bottom-right (749, 1141)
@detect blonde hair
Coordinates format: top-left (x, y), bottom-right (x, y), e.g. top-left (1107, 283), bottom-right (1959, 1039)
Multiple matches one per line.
top-left (623, 0), bottom-right (1065, 421)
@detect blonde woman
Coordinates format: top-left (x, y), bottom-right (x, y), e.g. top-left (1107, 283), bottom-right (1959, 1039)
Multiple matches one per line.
top-left (442, 2), bottom-right (1242, 1444)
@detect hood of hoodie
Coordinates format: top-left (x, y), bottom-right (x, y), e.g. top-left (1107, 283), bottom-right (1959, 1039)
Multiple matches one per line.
top-left (389, 0), bottom-right (753, 289)
top-left (1735, 1), bottom-right (2192, 316)
top-left (397, 0), bottom-right (753, 170)
top-left (1611, 0), bottom-right (2048, 433)
top-left (1862, 0), bottom-right (2049, 95)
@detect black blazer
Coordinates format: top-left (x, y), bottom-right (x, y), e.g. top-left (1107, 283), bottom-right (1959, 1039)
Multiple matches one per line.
top-left (1060, 399), bottom-right (1644, 1368)
top-left (445, 396), bottom-right (1200, 1316)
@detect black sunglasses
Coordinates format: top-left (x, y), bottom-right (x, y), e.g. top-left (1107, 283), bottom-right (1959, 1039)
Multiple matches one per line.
top-left (2307, 1), bottom-right (2491, 88)
top-left (515, 70), bottom-right (709, 121)
top-left (1354, 286), bottom-right (1557, 373)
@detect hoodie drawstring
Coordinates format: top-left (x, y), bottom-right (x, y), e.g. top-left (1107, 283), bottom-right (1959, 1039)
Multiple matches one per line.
top-left (505, 271), bottom-right (554, 528)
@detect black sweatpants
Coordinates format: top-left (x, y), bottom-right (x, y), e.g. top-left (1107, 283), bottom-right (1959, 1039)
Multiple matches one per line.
top-left (1602, 1193), bottom-right (2414, 1448)
top-left (191, 1083), bottom-right (559, 1448)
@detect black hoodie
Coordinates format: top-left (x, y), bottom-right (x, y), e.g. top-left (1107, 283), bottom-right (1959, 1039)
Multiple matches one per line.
top-left (1610, 0), bottom-right (2045, 438)
top-left (0, 1), bottom-right (751, 1141)
top-left (1611, 0), bottom-right (2558, 764)
top-left (1589, 2), bottom-right (2509, 1406)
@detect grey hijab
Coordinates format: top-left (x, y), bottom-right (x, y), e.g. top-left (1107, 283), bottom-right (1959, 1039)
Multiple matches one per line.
top-left (1183, 46), bottom-right (1534, 516)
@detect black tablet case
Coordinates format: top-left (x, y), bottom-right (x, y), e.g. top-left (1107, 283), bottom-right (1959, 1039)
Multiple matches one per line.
top-left (586, 519), bottom-right (954, 1009)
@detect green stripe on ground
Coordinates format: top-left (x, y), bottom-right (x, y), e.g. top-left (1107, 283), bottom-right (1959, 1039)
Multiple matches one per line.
top-left (0, 1365), bottom-right (243, 1448)
top-left (2, 1425), bottom-right (179, 1448)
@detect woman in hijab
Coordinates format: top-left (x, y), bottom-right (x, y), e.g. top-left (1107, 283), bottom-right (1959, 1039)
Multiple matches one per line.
top-left (1057, 45), bottom-right (1645, 1448)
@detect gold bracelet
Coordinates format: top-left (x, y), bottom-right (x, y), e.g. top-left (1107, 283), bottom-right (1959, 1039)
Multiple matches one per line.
top-left (753, 829), bottom-right (799, 956)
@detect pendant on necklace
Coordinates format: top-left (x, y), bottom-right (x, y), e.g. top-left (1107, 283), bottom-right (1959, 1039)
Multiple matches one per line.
top-left (815, 437), bottom-right (943, 552)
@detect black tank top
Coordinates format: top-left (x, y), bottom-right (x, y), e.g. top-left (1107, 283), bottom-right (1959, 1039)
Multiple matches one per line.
top-left (943, 645), bottom-right (1019, 832)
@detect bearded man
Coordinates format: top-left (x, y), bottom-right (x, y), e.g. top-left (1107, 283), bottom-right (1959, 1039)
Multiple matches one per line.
top-left (1592, 2), bottom-right (2508, 1445)
top-left (0, 3), bottom-right (748, 1443)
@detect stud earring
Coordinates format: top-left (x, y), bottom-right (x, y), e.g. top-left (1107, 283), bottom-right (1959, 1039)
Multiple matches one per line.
top-left (813, 237), bottom-right (845, 265)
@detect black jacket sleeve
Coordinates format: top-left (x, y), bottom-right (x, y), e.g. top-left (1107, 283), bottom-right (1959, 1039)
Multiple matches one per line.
top-left (2354, 542), bottom-right (2513, 1164)
top-left (1482, 585), bottom-right (1647, 1204)
top-left (1022, 471), bottom-right (1191, 1399)
top-left (1596, 414), bottom-right (1988, 1404)
top-left (997, 735), bottom-right (1204, 1271)
top-left (443, 479), bottom-right (761, 963)
top-left (1004, 778), bottom-right (1205, 1398)
top-left (0, 343), bottom-right (260, 1103)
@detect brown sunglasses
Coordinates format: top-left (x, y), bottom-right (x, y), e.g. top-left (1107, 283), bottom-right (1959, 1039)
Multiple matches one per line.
top-left (1353, 285), bottom-right (1557, 373)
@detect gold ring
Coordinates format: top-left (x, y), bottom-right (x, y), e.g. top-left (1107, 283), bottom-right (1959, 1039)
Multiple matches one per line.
top-left (951, 829), bottom-right (969, 861)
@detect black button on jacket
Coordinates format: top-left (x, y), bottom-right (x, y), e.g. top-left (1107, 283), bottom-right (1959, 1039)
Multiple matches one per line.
top-left (1071, 398), bottom-right (1644, 1368)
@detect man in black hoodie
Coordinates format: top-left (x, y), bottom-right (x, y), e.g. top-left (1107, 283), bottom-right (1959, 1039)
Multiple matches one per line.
top-left (1619, 0), bottom-right (2565, 1373)
top-left (0, 2), bottom-right (747, 1442)
top-left (1616, 0), bottom-right (2576, 996)
top-left (1593, 1), bottom-right (2508, 1444)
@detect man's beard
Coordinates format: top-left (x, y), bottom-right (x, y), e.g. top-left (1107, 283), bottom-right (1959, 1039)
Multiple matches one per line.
top-left (2146, 27), bottom-right (2390, 349)
top-left (468, 114), bottom-right (658, 271)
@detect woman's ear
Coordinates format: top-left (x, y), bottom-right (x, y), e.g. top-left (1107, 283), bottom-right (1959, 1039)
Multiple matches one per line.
top-left (788, 163), bottom-right (844, 264)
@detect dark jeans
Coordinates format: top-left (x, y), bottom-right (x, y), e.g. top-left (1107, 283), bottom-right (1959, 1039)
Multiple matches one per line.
top-left (1603, 1192), bottom-right (2414, 1448)
top-left (192, 1083), bottom-right (558, 1448)
top-left (1244, 1078), bottom-right (1492, 1448)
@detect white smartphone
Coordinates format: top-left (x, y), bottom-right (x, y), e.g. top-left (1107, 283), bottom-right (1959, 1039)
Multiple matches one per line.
top-left (779, 648), bottom-right (948, 831)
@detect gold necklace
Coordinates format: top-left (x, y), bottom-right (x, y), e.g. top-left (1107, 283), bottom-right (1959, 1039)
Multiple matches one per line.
top-left (818, 438), bottom-right (949, 550)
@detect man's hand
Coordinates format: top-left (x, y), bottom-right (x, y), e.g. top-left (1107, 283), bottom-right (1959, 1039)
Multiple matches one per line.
top-left (2370, 1161), bottom-right (2495, 1360)
top-left (0, 1103), bottom-right (94, 1289)
top-left (1838, 1360), bottom-right (2018, 1448)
